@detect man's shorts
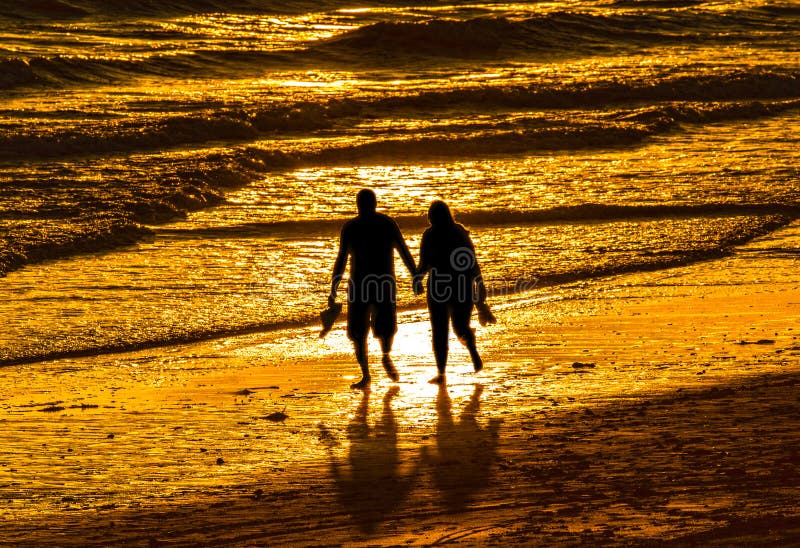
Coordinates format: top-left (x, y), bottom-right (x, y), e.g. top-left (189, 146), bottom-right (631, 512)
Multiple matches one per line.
top-left (347, 278), bottom-right (397, 342)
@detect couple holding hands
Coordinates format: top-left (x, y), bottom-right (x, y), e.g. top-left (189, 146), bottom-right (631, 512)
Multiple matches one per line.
top-left (324, 189), bottom-right (494, 389)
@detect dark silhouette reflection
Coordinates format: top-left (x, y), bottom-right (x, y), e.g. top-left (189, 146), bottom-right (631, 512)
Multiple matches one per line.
top-left (424, 383), bottom-right (502, 512)
top-left (321, 387), bottom-right (418, 533)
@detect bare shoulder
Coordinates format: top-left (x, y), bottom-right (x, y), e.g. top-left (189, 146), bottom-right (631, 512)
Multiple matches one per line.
top-left (339, 217), bottom-right (359, 240)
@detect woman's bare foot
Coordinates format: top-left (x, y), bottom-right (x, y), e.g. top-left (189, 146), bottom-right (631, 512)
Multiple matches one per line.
top-left (382, 354), bottom-right (399, 382)
top-left (350, 376), bottom-right (371, 390)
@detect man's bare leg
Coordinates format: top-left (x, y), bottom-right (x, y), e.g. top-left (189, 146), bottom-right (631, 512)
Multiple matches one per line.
top-left (351, 338), bottom-right (371, 389)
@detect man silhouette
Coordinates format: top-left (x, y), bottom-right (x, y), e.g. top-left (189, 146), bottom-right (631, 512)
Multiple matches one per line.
top-left (329, 189), bottom-right (416, 389)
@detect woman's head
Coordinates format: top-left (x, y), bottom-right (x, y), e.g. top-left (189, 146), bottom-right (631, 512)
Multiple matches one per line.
top-left (428, 200), bottom-right (455, 227)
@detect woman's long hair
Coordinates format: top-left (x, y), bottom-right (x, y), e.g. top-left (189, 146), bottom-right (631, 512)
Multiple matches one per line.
top-left (428, 200), bottom-right (455, 228)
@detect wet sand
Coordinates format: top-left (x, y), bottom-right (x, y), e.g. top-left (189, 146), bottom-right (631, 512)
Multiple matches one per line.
top-left (2, 223), bottom-right (800, 546)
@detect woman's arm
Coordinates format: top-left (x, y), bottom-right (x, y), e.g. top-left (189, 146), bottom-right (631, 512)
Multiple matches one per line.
top-left (413, 231), bottom-right (430, 295)
top-left (466, 232), bottom-right (487, 303)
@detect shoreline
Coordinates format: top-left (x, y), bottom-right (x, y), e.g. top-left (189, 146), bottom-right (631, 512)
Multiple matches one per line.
top-left (2, 208), bottom-right (792, 370)
top-left (2, 222), bottom-right (800, 545)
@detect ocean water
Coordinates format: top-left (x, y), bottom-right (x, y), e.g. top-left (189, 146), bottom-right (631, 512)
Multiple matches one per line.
top-left (1, 0), bottom-right (799, 366)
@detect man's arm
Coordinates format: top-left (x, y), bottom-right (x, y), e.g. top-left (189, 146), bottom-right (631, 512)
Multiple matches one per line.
top-left (329, 227), bottom-right (349, 306)
top-left (392, 221), bottom-right (417, 277)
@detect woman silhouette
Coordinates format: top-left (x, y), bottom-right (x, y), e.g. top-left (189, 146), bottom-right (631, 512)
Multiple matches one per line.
top-left (414, 200), bottom-right (491, 384)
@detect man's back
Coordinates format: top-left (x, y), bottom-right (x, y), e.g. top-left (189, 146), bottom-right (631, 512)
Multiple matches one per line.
top-left (341, 212), bottom-right (403, 281)
top-left (327, 189), bottom-right (416, 389)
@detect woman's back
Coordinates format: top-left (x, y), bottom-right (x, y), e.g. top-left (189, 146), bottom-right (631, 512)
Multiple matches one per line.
top-left (416, 199), bottom-right (487, 380)
top-left (420, 223), bottom-right (477, 278)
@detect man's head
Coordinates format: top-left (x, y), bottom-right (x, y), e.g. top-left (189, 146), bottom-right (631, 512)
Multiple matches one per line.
top-left (356, 189), bottom-right (377, 215)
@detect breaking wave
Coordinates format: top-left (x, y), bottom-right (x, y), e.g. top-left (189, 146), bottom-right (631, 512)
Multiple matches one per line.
top-left (320, 9), bottom-right (799, 58)
top-left (371, 71), bottom-right (800, 111)
top-left (0, 0), bottom-right (325, 20)
top-left (4, 86), bottom-right (799, 161)
top-left (2, 6), bottom-right (798, 90)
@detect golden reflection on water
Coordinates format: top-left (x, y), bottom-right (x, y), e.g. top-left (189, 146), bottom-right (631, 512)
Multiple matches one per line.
top-left (167, 13), bottom-right (355, 47)
top-left (2, 112), bottom-right (796, 364)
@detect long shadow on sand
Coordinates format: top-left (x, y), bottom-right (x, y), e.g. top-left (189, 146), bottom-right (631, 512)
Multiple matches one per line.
top-left (10, 373), bottom-right (800, 546)
top-left (424, 383), bottom-right (503, 513)
top-left (320, 386), bottom-right (420, 534)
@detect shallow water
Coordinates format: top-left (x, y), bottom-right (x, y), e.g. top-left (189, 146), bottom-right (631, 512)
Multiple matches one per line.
top-left (2, 109), bottom-right (798, 363)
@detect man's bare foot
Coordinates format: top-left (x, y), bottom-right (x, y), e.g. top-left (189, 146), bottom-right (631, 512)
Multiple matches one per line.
top-left (350, 376), bottom-right (371, 390)
top-left (382, 354), bottom-right (399, 382)
top-left (428, 374), bottom-right (446, 385)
